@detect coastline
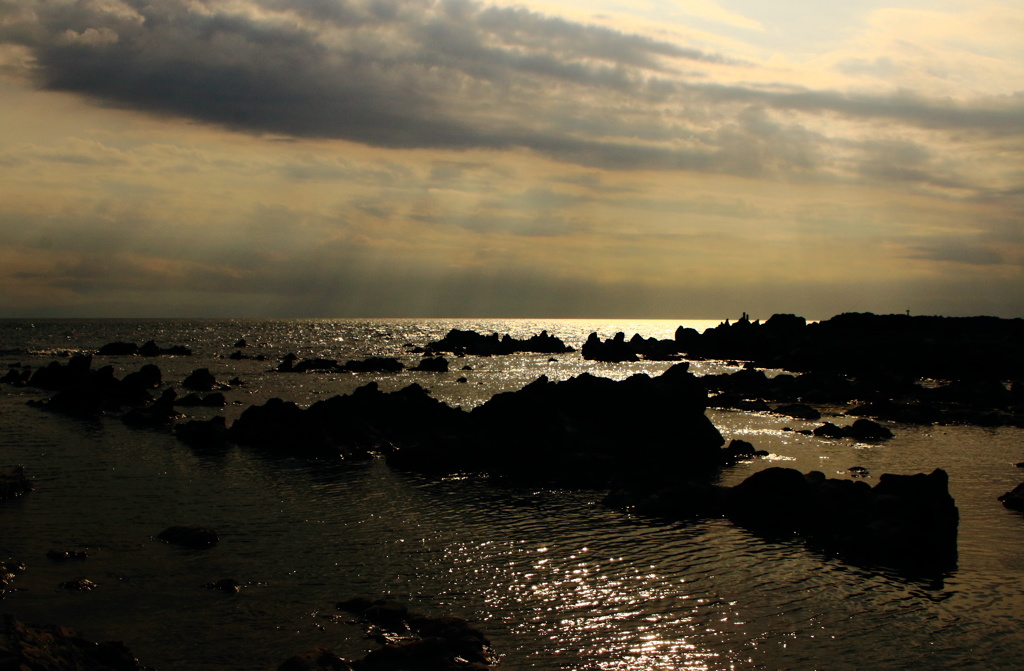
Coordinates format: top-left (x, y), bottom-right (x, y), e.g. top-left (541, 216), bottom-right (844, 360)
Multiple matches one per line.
top-left (2, 315), bottom-right (1024, 671)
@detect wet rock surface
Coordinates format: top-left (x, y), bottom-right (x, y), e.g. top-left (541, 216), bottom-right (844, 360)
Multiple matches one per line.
top-left (0, 466), bottom-right (32, 500)
top-left (1, 614), bottom-right (151, 671)
top-left (278, 599), bottom-right (495, 670)
top-left (606, 467), bottom-right (959, 573)
top-left (998, 482), bottom-right (1024, 512)
top-left (1, 560), bottom-right (26, 596)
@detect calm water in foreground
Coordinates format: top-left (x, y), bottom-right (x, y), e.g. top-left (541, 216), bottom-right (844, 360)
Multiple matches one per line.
top-left (1, 318), bottom-right (1023, 670)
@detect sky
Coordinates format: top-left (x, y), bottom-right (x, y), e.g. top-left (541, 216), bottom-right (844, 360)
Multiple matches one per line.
top-left (0, 0), bottom-right (1021, 319)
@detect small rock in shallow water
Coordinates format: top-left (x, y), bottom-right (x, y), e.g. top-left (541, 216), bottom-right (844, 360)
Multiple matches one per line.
top-left (205, 578), bottom-right (241, 594)
top-left (59, 577), bottom-right (97, 591)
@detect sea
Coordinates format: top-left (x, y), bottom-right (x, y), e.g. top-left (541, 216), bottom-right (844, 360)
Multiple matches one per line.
top-left (1, 318), bottom-right (1023, 670)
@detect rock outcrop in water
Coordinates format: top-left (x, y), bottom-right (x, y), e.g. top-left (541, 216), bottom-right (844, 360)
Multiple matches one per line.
top-left (685, 312), bottom-right (1024, 381)
top-left (278, 356), bottom-right (406, 374)
top-left (606, 467), bottom-right (959, 572)
top-left (97, 340), bottom-right (192, 357)
top-left (581, 331), bottom-right (682, 362)
top-left (702, 360), bottom-right (1023, 429)
top-left (277, 598), bottom-right (494, 671)
top-left (998, 482), bottom-right (1024, 512)
top-left (1, 466), bottom-right (32, 500)
top-left (22, 355), bottom-right (167, 417)
top-left (424, 328), bottom-right (573, 356)
top-left (0, 615), bottom-right (150, 671)
top-left (226, 362), bottom-right (728, 488)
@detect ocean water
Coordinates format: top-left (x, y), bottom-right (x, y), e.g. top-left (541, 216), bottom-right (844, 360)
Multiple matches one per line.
top-left (1, 318), bottom-right (1023, 670)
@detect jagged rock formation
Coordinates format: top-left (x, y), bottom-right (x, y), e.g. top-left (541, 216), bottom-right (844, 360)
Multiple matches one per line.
top-left (424, 329), bottom-right (574, 356)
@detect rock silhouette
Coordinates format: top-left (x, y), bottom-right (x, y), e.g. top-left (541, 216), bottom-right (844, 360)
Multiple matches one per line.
top-left (1, 615), bottom-right (149, 671)
top-left (606, 467), bottom-right (959, 572)
top-left (425, 328), bottom-right (573, 356)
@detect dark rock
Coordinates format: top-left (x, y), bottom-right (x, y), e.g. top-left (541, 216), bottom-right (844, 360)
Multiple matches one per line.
top-left (846, 400), bottom-right (942, 425)
top-left (846, 418), bottom-right (894, 440)
top-left (581, 332), bottom-right (638, 362)
top-left (0, 366), bottom-right (30, 386)
top-left (449, 363), bottom-right (723, 487)
top-left (121, 388), bottom-right (182, 427)
top-left (174, 416), bottom-right (230, 448)
top-left (139, 340), bottom-right (191, 357)
top-left (1, 615), bottom-right (150, 671)
top-left (59, 577), bottom-right (98, 591)
top-left (0, 466), bottom-right (32, 500)
top-left (812, 419), bottom-right (893, 440)
top-left (47, 549), bottom-right (88, 561)
top-left (719, 439), bottom-right (767, 463)
top-left (342, 357), bottom-right (405, 373)
top-left (1, 560), bottom-right (26, 595)
top-left (121, 364), bottom-right (162, 390)
top-left (425, 328), bottom-right (573, 356)
top-left (156, 525), bottom-right (219, 548)
top-left (277, 649), bottom-right (354, 671)
top-left (292, 358), bottom-right (340, 373)
top-left (813, 422), bottom-right (848, 439)
top-left (97, 341), bottom-right (139, 356)
top-left (773, 403), bottom-right (821, 420)
top-left (234, 338), bottom-right (247, 348)
top-left (608, 466), bottom-right (959, 572)
top-left (333, 598), bottom-right (494, 670)
top-left (998, 482), bottom-right (1024, 512)
top-left (175, 392), bottom-right (226, 407)
top-left (205, 578), bottom-right (241, 594)
top-left (137, 340), bottom-right (163, 357)
top-left (182, 368), bottom-right (218, 391)
top-left (28, 355), bottom-right (93, 390)
top-left (412, 356), bottom-right (449, 372)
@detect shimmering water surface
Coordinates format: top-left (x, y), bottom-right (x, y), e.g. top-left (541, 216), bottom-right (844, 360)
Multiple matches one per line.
top-left (1, 318), bottom-right (1023, 670)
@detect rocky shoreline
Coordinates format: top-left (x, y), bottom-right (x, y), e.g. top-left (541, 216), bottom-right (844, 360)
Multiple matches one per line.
top-left (3, 312), bottom-right (1022, 668)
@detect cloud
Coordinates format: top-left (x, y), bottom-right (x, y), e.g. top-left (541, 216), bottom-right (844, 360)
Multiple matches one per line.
top-left (3, 0), bottom-right (1018, 185)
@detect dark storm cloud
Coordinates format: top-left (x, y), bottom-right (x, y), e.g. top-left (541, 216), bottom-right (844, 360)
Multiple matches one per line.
top-left (2, 0), bottom-right (1021, 175)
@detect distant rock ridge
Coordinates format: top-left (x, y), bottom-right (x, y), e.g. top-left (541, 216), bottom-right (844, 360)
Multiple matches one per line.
top-left (683, 312), bottom-right (1024, 381)
top-left (424, 328), bottom-right (574, 356)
